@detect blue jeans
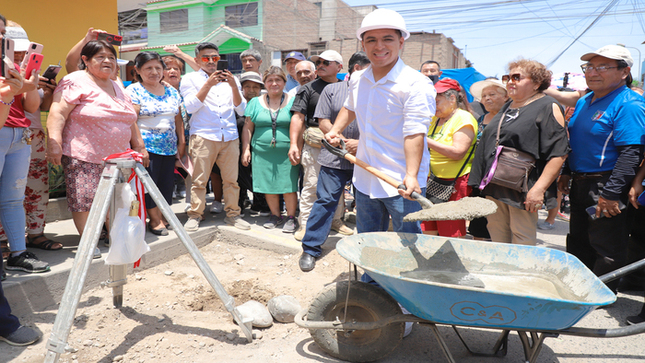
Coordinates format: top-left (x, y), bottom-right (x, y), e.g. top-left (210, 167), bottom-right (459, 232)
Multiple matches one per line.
top-left (0, 127), bottom-right (31, 252)
top-left (355, 187), bottom-right (425, 284)
top-left (301, 167), bottom-right (353, 257)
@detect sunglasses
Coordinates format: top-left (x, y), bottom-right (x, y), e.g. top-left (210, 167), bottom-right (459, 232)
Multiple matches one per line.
top-left (315, 59), bottom-right (333, 67)
top-left (501, 73), bottom-right (525, 84)
top-left (200, 55), bottom-right (221, 63)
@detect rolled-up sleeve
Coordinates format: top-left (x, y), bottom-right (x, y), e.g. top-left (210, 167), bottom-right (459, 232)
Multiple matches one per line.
top-left (180, 76), bottom-right (204, 114)
top-left (402, 79), bottom-right (435, 137)
top-left (233, 77), bottom-right (246, 115)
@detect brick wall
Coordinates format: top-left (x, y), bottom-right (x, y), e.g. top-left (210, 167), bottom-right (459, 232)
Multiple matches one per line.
top-left (262, 0), bottom-right (321, 52)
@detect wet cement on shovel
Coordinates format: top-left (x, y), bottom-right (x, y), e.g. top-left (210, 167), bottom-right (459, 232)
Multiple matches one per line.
top-left (403, 197), bottom-right (498, 222)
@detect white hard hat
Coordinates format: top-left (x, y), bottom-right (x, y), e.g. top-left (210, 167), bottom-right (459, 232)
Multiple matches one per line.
top-left (356, 9), bottom-right (410, 41)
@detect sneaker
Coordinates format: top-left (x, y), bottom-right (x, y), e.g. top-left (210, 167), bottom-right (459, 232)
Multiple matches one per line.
top-left (6, 251), bottom-right (50, 273)
top-left (93, 247), bottom-right (101, 259)
top-left (210, 201), bottom-right (223, 214)
top-left (557, 211), bottom-right (570, 222)
top-left (184, 203), bottom-right (191, 212)
top-left (263, 214), bottom-right (284, 229)
top-left (282, 216), bottom-right (298, 233)
top-left (184, 217), bottom-right (201, 232)
top-left (224, 215), bottom-right (251, 230)
top-left (537, 221), bottom-right (555, 230)
top-left (0, 325), bottom-right (41, 346)
top-left (626, 314), bottom-right (645, 325)
top-left (293, 226), bottom-right (306, 240)
top-left (259, 209), bottom-right (271, 217)
top-left (331, 219), bottom-right (354, 235)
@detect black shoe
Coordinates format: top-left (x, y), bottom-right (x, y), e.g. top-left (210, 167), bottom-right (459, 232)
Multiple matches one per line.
top-left (299, 253), bottom-right (316, 272)
top-left (627, 314), bottom-right (645, 325)
top-left (149, 226), bottom-right (169, 236)
top-left (6, 251), bottom-right (50, 273)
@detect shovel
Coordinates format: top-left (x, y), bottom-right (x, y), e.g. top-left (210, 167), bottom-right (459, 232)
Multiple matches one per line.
top-left (322, 139), bottom-right (497, 222)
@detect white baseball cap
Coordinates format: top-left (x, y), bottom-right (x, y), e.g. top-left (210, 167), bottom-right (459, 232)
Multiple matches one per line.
top-left (5, 26), bottom-right (30, 52)
top-left (356, 8), bottom-right (410, 41)
top-left (581, 45), bottom-right (634, 67)
top-left (310, 50), bottom-right (343, 65)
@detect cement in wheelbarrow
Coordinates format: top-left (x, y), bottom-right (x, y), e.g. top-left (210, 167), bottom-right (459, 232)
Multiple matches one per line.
top-left (336, 232), bottom-right (616, 331)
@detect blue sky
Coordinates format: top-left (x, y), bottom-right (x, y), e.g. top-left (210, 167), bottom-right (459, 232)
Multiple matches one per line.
top-left (345, 0), bottom-right (645, 81)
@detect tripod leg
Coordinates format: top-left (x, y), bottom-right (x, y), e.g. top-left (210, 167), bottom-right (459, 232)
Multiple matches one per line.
top-left (134, 164), bottom-right (254, 342)
top-left (44, 164), bottom-right (120, 363)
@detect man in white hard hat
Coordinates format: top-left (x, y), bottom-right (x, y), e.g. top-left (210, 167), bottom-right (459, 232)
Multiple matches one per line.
top-left (325, 10), bottom-right (436, 240)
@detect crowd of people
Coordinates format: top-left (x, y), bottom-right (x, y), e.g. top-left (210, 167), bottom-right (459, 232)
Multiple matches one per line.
top-left (2, 7), bottom-right (645, 347)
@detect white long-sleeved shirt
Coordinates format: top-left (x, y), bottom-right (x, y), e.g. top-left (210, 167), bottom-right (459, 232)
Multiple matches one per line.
top-left (180, 69), bottom-right (246, 142)
top-left (345, 58), bottom-right (436, 198)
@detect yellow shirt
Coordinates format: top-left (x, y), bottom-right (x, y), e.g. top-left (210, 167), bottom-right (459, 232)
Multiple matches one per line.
top-left (428, 109), bottom-right (478, 179)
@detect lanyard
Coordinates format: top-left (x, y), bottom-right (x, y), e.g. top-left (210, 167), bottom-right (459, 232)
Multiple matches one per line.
top-left (266, 93), bottom-right (285, 148)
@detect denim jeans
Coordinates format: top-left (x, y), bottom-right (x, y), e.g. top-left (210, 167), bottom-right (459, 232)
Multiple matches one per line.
top-left (301, 167), bottom-right (353, 257)
top-left (355, 187), bottom-right (425, 284)
top-left (0, 127), bottom-right (31, 252)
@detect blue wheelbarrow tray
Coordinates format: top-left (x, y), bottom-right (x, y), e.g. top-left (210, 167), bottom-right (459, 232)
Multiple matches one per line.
top-left (336, 232), bottom-right (616, 331)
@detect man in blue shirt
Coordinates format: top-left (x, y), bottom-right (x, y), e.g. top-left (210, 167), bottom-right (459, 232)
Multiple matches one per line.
top-left (560, 45), bottom-right (645, 292)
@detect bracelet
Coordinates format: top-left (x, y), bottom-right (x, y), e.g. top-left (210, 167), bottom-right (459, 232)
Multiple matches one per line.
top-left (0, 98), bottom-right (14, 106)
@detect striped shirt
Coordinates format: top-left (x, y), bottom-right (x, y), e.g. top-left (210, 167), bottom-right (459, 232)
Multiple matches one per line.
top-left (314, 81), bottom-right (359, 170)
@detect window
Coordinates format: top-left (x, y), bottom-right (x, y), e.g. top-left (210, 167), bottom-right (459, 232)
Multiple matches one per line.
top-left (309, 42), bottom-right (327, 57)
top-left (160, 9), bottom-right (188, 34)
top-left (225, 3), bottom-right (258, 28)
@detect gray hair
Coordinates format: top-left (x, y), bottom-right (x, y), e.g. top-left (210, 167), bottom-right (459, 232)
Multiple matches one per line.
top-left (240, 49), bottom-right (262, 62)
top-left (296, 60), bottom-right (315, 72)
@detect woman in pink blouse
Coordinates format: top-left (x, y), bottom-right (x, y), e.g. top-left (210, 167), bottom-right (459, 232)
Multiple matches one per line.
top-left (46, 40), bottom-right (148, 250)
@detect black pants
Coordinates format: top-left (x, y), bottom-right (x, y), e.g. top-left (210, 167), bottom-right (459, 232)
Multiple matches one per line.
top-left (0, 263), bottom-right (20, 337)
top-left (145, 152), bottom-right (176, 210)
top-left (567, 175), bottom-right (630, 292)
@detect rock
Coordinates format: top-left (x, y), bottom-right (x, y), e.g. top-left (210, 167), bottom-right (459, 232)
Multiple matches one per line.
top-left (236, 300), bottom-right (273, 328)
top-left (164, 270), bottom-right (173, 276)
top-left (233, 254), bottom-right (245, 261)
top-left (113, 355), bottom-right (124, 361)
top-left (83, 340), bottom-right (93, 347)
top-left (252, 330), bottom-right (263, 340)
top-left (135, 274), bottom-right (143, 280)
top-left (225, 333), bottom-right (236, 341)
top-left (267, 295), bottom-right (301, 323)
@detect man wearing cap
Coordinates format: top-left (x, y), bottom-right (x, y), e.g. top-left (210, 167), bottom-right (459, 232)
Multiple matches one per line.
top-left (298, 51), bottom-right (371, 271)
top-left (180, 42), bottom-right (251, 231)
top-left (325, 9), bottom-right (435, 240)
top-left (288, 50), bottom-right (348, 239)
top-left (288, 61), bottom-right (317, 97)
top-left (284, 51), bottom-right (305, 92)
top-left (559, 45), bottom-right (645, 292)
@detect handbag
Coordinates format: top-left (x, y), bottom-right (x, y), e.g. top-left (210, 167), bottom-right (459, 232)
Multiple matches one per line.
top-left (426, 120), bottom-right (476, 204)
top-left (481, 109), bottom-right (536, 193)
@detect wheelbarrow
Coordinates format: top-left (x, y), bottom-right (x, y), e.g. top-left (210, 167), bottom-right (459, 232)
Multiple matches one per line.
top-left (294, 232), bottom-right (645, 362)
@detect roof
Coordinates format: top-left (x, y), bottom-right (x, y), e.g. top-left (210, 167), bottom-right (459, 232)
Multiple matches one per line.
top-left (121, 25), bottom-right (261, 53)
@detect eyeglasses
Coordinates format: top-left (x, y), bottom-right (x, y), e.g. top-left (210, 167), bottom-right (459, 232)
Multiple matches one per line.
top-left (315, 59), bottom-right (333, 67)
top-left (501, 73), bottom-right (524, 84)
top-left (200, 55), bottom-right (221, 63)
top-left (580, 65), bottom-right (618, 73)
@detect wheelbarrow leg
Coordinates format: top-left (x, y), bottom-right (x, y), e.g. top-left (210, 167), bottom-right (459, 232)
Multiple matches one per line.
top-left (427, 323), bottom-right (457, 363)
top-left (452, 326), bottom-right (509, 357)
top-left (517, 331), bottom-right (556, 363)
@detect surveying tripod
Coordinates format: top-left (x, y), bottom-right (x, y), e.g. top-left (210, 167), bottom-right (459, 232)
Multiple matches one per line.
top-left (43, 158), bottom-right (253, 363)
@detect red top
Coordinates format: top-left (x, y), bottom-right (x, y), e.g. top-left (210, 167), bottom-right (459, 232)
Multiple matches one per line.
top-left (4, 63), bottom-right (30, 128)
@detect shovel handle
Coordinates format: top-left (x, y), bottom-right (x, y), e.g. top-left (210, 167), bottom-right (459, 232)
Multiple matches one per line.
top-left (344, 153), bottom-right (401, 188)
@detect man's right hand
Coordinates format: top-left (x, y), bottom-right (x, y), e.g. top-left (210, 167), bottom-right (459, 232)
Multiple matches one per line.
top-left (205, 71), bottom-right (223, 88)
top-left (288, 144), bottom-right (301, 165)
top-left (558, 175), bottom-right (571, 195)
top-left (325, 130), bottom-right (342, 147)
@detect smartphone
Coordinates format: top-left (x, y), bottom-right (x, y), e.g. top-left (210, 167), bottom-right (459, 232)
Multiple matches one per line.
top-left (96, 32), bottom-right (123, 46)
top-left (586, 201), bottom-right (627, 220)
top-left (1, 38), bottom-right (15, 78)
top-left (20, 42), bottom-right (43, 69)
top-left (217, 60), bottom-right (228, 71)
top-left (24, 53), bottom-right (44, 78)
top-left (41, 65), bottom-right (62, 81)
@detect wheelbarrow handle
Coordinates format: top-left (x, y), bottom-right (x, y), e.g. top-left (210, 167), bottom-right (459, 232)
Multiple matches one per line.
top-left (322, 137), bottom-right (433, 209)
top-left (599, 257), bottom-right (645, 283)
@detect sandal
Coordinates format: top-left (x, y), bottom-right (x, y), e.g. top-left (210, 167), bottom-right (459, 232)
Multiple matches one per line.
top-left (26, 234), bottom-right (63, 251)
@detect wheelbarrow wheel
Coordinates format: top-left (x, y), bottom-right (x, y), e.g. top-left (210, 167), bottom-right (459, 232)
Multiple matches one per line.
top-left (307, 280), bottom-right (404, 362)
